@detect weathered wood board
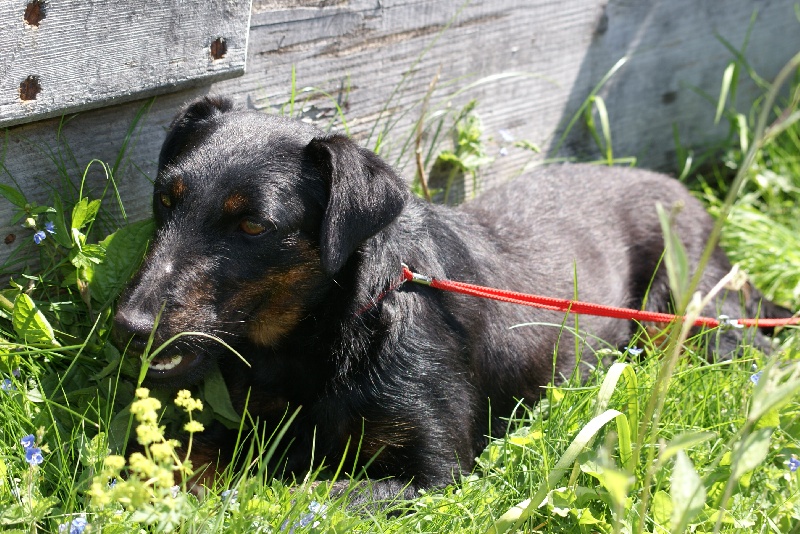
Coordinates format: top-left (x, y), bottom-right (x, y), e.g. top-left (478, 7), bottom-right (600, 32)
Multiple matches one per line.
top-left (1, 0), bottom-right (799, 270)
top-left (0, 0), bottom-right (252, 128)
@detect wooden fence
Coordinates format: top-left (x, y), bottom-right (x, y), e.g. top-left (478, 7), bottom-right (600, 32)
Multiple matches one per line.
top-left (1, 0), bottom-right (799, 268)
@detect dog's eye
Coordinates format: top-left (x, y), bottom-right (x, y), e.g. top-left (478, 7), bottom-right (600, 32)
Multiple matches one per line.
top-left (159, 193), bottom-right (173, 208)
top-left (239, 219), bottom-right (267, 236)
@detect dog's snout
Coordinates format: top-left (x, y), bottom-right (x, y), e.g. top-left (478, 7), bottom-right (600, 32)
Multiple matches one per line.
top-left (113, 307), bottom-right (156, 351)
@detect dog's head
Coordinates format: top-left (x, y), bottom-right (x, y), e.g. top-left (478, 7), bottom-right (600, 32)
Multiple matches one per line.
top-left (114, 96), bottom-right (407, 386)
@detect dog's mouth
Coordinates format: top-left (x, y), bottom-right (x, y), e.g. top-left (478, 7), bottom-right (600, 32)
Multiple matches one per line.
top-left (146, 351), bottom-right (199, 378)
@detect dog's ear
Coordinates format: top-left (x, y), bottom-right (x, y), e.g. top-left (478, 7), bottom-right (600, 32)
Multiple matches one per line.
top-left (158, 96), bottom-right (235, 169)
top-left (306, 135), bottom-right (407, 275)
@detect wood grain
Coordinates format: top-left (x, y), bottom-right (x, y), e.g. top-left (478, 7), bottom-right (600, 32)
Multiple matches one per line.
top-left (1, 1), bottom-right (799, 270)
top-left (0, 0), bottom-right (252, 128)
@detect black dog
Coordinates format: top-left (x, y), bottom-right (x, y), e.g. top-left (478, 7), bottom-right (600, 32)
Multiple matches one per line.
top-left (114, 96), bottom-right (790, 501)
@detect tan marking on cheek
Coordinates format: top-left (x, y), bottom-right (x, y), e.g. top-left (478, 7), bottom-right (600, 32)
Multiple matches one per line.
top-left (249, 306), bottom-right (304, 346)
top-left (220, 240), bottom-right (323, 346)
top-left (223, 193), bottom-right (248, 215)
top-left (247, 264), bottom-right (317, 346)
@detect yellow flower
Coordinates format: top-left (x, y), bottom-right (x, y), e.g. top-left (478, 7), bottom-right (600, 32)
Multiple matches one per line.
top-left (183, 420), bottom-right (205, 434)
top-left (174, 390), bottom-right (204, 413)
top-left (130, 396), bottom-right (162, 423)
top-left (88, 480), bottom-right (112, 507)
top-left (135, 422), bottom-right (165, 446)
top-left (129, 452), bottom-right (158, 478)
top-left (149, 441), bottom-right (176, 463)
top-left (156, 469), bottom-right (175, 489)
top-left (103, 454), bottom-right (126, 473)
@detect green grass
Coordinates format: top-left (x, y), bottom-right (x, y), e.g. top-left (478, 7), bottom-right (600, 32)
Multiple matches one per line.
top-left (1, 50), bottom-right (800, 534)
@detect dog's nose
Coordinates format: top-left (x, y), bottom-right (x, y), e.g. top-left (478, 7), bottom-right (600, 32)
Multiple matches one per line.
top-left (113, 308), bottom-right (156, 352)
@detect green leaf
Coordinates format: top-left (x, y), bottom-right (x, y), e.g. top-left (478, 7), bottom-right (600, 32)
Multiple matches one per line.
top-left (579, 460), bottom-right (632, 512)
top-left (69, 243), bottom-right (107, 270)
top-left (108, 404), bottom-right (134, 452)
top-left (671, 451), bottom-right (706, 534)
top-left (731, 427), bottom-right (773, 480)
top-left (660, 431), bottom-right (717, 465)
top-left (95, 343), bottom-right (122, 381)
top-left (78, 432), bottom-right (109, 467)
top-left (70, 197), bottom-right (102, 231)
top-left (89, 219), bottom-right (154, 304)
top-left (51, 195), bottom-right (74, 249)
top-left (591, 95), bottom-right (613, 162)
top-left (755, 406), bottom-right (780, 429)
top-left (575, 506), bottom-right (607, 526)
top-left (203, 364), bottom-right (241, 425)
top-left (544, 487), bottom-right (575, 517)
top-left (651, 490), bottom-right (672, 527)
top-left (0, 184), bottom-right (27, 208)
top-left (749, 362), bottom-right (800, 424)
top-left (0, 504), bottom-right (29, 526)
top-left (12, 294), bottom-right (58, 346)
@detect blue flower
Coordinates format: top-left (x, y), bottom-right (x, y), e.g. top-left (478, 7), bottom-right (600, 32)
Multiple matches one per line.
top-left (788, 456), bottom-right (800, 472)
top-left (281, 500), bottom-right (327, 532)
top-left (308, 500), bottom-right (327, 515)
top-left (1, 378), bottom-right (15, 392)
top-left (750, 371), bottom-right (763, 385)
top-left (33, 230), bottom-right (46, 245)
top-left (44, 221), bottom-right (56, 234)
top-left (221, 489), bottom-right (238, 502)
top-left (20, 434), bottom-right (35, 449)
top-left (58, 516), bottom-right (88, 534)
top-left (297, 512), bottom-right (316, 528)
top-left (25, 446), bottom-right (44, 466)
top-left (625, 346), bottom-right (644, 356)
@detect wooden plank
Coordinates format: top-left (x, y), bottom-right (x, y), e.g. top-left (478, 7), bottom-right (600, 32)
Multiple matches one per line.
top-left (0, 0), bottom-right (252, 128)
top-left (1, 1), bottom-right (799, 269)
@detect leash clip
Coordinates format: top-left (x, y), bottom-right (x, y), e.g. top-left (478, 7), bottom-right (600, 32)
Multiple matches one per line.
top-left (401, 263), bottom-right (433, 286)
top-left (717, 314), bottom-right (743, 330)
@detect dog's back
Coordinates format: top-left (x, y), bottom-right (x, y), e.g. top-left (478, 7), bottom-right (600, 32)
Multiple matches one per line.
top-left (394, 164), bottom-right (787, 437)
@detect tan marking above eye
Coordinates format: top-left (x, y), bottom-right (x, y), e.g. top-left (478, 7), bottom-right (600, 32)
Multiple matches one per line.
top-left (223, 193), bottom-right (248, 214)
top-left (171, 176), bottom-right (187, 198)
top-left (240, 219), bottom-right (266, 235)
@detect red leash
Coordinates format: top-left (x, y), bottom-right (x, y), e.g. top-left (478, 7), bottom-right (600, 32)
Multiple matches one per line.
top-left (399, 265), bottom-right (800, 329)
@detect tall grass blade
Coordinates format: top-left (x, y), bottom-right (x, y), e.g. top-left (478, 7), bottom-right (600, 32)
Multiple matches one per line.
top-left (552, 57), bottom-right (627, 156)
top-left (715, 62), bottom-right (736, 125)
